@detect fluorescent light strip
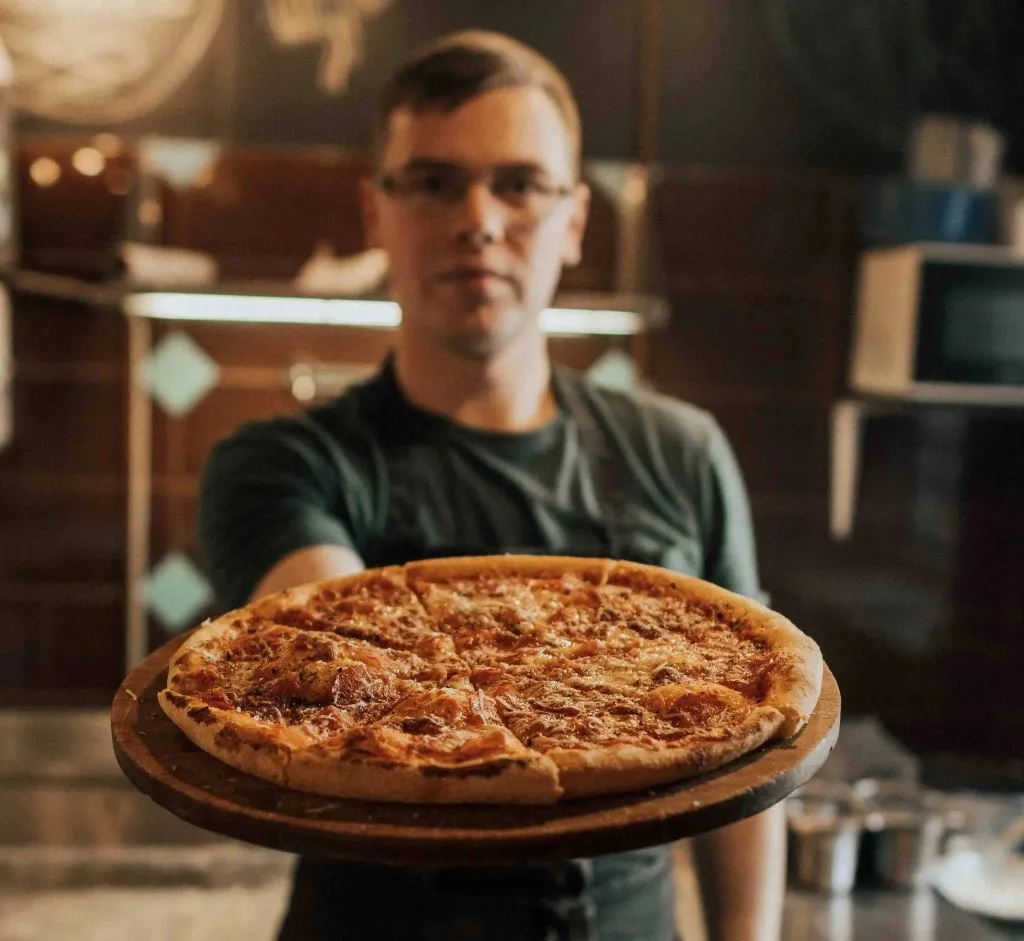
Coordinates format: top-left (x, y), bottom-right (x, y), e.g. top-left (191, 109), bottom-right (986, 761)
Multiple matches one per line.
top-left (124, 293), bottom-right (644, 337)
top-left (544, 307), bottom-right (642, 336)
top-left (125, 294), bottom-right (400, 327)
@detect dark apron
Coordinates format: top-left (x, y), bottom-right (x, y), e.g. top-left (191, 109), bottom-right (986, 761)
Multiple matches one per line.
top-left (275, 373), bottom-right (680, 941)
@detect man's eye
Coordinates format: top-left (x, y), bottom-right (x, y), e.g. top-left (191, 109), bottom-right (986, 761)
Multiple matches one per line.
top-left (412, 174), bottom-right (448, 195)
top-left (495, 176), bottom-right (544, 197)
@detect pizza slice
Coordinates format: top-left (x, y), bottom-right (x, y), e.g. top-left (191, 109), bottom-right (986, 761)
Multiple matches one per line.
top-left (469, 652), bottom-right (786, 798)
top-left (601, 562), bottom-right (822, 736)
top-left (253, 566), bottom-right (459, 661)
top-left (285, 687), bottom-right (563, 804)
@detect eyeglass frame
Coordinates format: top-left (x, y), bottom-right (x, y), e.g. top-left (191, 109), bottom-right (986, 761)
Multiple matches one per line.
top-left (374, 159), bottom-right (579, 225)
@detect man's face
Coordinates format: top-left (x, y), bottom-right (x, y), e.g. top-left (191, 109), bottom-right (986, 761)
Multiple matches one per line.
top-left (364, 85), bottom-right (589, 359)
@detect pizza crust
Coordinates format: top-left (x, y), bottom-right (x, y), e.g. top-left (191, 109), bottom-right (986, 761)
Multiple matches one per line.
top-left (407, 554), bottom-right (612, 585)
top-left (286, 741), bottom-right (563, 805)
top-left (548, 705), bottom-right (784, 798)
top-left (159, 687), bottom-right (563, 805)
top-left (158, 689), bottom-right (317, 784)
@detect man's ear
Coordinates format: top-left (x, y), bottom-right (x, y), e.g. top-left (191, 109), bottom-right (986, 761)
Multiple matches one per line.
top-left (359, 176), bottom-right (382, 250)
top-left (560, 181), bottom-right (591, 268)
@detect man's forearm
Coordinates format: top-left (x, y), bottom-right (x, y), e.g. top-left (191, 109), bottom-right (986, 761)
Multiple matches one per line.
top-left (689, 804), bottom-right (786, 941)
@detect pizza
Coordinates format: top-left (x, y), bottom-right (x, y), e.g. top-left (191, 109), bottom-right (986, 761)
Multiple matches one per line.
top-left (158, 556), bottom-right (823, 805)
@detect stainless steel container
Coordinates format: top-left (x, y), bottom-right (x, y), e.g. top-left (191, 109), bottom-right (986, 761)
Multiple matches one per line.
top-left (870, 809), bottom-right (947, 889)
top-left (854, 778), bottom-right (947, 889)
top-left (787, 790), bottom-right (863, 894)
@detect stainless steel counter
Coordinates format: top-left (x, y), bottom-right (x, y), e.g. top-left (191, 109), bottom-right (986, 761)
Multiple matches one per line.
top-left (784, 889), bottom-right (1024, 941)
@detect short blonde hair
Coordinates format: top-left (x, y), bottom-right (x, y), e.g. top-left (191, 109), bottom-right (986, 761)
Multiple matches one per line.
top-left (375, 30), bottom-right (582, 164)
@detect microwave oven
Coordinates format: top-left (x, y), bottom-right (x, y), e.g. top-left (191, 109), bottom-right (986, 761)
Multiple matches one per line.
top-left (850, 243), bottom-right (1024, 404)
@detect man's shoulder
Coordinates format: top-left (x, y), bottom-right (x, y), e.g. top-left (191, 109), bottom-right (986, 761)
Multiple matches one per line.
top-left (569, 372), bottom-right (722, 452)
top-left (208, 377), bottom-right (377, 465)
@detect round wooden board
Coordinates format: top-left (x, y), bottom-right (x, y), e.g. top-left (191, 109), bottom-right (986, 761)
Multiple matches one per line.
top-left (111, 632), bottom-right (841, 867)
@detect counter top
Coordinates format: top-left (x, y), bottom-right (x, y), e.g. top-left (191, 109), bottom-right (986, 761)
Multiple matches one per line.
top-left (784, 888), bottom-right (1024, 941)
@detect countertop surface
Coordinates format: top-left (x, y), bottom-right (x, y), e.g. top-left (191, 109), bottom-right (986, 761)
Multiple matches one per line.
top-left (783, 889), bottom-right (1024, 941)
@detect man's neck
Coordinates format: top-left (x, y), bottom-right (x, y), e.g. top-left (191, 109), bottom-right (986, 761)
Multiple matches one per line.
top-left (393, 331), bottom-right (557, 433)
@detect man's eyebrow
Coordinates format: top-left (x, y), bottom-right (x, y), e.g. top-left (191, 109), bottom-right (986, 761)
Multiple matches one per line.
top-left (395, 158), bottom-right (552, 175)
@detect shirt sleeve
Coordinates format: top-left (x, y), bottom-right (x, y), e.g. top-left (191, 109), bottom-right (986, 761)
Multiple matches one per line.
top-left (198, 414), bottom-right (371, 611)
top-left (700, 420), bottom-right (762, 600)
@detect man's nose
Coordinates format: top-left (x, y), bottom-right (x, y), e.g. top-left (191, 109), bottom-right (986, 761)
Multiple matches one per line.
top-left (454, 180), bottom-right (506, 245)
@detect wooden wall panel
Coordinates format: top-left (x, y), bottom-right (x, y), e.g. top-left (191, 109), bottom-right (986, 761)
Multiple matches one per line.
top-left (651, 291), bottom-right (837, 394)
top-left (4, 377), bottom-right (124, 478)
top-left (1, 293), bottom-right (126, 704)
top-left (648, 167), bottom-right (856, 539)
top-left (13, 293), bottom-right (126, 365)
top-left (652, 170), bottom-right (856, 275)
top-left (709, 403), bottom-right (830, 501)
top-left (0, 593), bottom-right (124, 706)
top-left (0, 486), bottom-right (124, 584)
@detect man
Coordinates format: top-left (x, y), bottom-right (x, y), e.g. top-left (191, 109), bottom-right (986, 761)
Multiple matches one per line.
top-left (200, 30), bottom-right (786, 941)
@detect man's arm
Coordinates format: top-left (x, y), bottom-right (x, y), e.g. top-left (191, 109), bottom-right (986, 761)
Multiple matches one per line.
top-left (249, 544), bottom-right (365, 601)
top-left (689, 806), bottom-right (786, 941)
top-left (689, 420), bottom-right (786, 941)
top-left (199, 413), bottom-right (375, 610)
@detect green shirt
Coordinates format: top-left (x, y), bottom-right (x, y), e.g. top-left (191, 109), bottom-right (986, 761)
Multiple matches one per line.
top-left (200, 359), bottom-right (760, 609)
top-left (198, 357), bottom-right (761, 941)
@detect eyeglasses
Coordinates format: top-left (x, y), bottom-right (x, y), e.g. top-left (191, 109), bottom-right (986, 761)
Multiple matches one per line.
top-left (376, 162), bottom-right (575, 224)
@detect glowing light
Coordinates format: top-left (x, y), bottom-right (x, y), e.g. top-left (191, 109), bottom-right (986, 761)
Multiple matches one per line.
top-left (124, 293), bottom-right (648, 336)
top-left (137, 199), bottom-right (163, 228)
top-left (291, 373), bottom-right (317, 402)
top-left (91, 133), bottom-right (124, 157)
top-left (126, 294), bottom-right (401, 327)
top-left (29, 157), bottom-right (61, 187)
top-left (543, 308), bottom-right (644, 336)
top-left (72, 147), bottom-right (106, 177)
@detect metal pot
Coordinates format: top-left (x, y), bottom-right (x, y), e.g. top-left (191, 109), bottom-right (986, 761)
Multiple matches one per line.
top-left (787, 787), bottom-right (863, 894)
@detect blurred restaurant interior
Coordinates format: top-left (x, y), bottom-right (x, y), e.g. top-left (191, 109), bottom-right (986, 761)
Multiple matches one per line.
top-left (0, 1), bottom-right (1023, 940)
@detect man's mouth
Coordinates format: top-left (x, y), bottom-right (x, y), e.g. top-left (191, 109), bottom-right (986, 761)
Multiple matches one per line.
top-left (436, 267), bottom-right (510, 285)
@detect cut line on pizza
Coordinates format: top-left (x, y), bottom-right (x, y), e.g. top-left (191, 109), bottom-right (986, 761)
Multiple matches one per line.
top-left (157, 556), bottom-right (824, 805)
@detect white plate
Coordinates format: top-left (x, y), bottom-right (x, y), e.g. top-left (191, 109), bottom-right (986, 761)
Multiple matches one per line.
top-left (930, 849), bottom-right (1024, 922)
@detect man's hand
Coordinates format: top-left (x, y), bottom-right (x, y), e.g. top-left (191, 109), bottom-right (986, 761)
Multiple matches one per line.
top-left (688, 804), bottom-right (787, 941)
top-left (249, 544), bottom-right (365, 601)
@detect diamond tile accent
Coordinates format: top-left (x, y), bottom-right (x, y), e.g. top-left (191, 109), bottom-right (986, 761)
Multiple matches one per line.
top-left (586, 161), bottom-right (631, 203)
top-left (141, 139), bottom-right (222, 190)
top-left (144, 551), bottom-right (214, 633)
top-left (587, 349), bottom-right (640, 391)
top-left (144, 331), bottom-right (219, 416)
